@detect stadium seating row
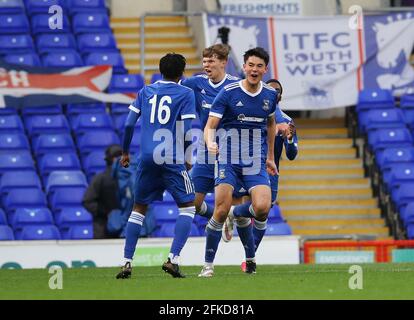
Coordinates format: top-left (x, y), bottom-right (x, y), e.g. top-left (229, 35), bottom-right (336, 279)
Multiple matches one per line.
top-left (356, 89), bottom-right (414, 239)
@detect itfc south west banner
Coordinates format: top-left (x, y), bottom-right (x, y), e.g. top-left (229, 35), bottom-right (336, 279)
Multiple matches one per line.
top-left (205, 12), bottom-right (414, 110)
top-left (0, 62), bottom-right (134, 108)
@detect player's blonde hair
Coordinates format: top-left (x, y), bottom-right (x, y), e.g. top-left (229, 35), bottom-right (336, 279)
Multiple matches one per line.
top-left (202, 44), bottom-right (230, 61)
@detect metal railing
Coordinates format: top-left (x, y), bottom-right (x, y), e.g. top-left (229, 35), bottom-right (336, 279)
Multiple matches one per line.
top-left (139, 11), bottom-right (204, 79)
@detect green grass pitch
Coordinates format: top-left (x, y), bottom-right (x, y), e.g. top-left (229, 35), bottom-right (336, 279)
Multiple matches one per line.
top-left (1, 263), bottom-right (413, 300)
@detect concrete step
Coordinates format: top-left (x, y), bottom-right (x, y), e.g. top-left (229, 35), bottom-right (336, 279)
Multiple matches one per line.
top-left (299, 138), bottom-right (353, 149)
top-left (279, 178), bottom-right (370, 189)
top-left (295, 117), bottom-right (345, 128)
top-left (125, 57), bottom-right (200, 66)
top-left (111, 21), bottom-right (187, 28)
top-left (117, 37), bottom-right (194, 45)
top-left (282, 208), bottom-right (381, 220)
top-left (278, 188), bottom-right (372, 200)
top-left (119, 43), bottom-right (194, 49)
top-left (292, 227), bottom-right (389, 237)
top-left (113, 26), bottom-right (191, 34)
top-left (299, 128), bottom-right (348, 139)
top-left (111, 16), bottom-right (187, 24)
top-left (120, 47), bottom-right (198, 55)
top-left (281, 168), bottom-right (364, 179)
top-left (295, 148), bottom-right (356, 159)
top-left (280, 158), bottom-right (362, 170)
top-left (123, 52), bottom-right (199, 60)
top-left (280, 198), bottom-right (378, 210)
top-left (289, 218), bottom-right (385, 229)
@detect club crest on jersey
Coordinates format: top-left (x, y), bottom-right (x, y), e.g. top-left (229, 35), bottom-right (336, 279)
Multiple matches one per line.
top-left (219, 169), bottom-right (226, 179)
top-left (237, 114), bottom-right (246, 121)
top-left (262, 100), bottom-right (270, 111)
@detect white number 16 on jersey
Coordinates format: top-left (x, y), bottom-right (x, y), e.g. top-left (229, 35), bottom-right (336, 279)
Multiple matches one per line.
top-left (149, 95), bottom-right (171, 124)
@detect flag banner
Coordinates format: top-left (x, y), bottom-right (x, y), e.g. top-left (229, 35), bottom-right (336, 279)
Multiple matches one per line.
top-left (0, 61), bottom-right (134, 108)
top-left (205, 11), bottom-right (414, 110)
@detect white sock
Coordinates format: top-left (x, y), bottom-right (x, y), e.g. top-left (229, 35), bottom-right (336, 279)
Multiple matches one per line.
top-left (168, 253), bottom-right (180, 264)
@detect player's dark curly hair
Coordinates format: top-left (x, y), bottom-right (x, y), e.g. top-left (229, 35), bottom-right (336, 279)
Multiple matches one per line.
top-left (159, 53), bottom-right (186, 80)
top-left (243, 47), bottom-right (269, 66)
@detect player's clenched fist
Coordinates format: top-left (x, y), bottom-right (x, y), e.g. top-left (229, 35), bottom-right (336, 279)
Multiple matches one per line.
top-left (207, 141), bottom-right (219, 155)
top-left (266, 159), bottom-right (278, 176)
top-left (120, 153), bottom-right (130, 168)
top-left (276, 123), bottom-right (290, 138)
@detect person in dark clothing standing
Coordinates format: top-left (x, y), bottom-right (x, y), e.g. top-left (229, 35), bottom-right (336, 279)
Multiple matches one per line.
top-left (83, 144), bottom-right (123, 239)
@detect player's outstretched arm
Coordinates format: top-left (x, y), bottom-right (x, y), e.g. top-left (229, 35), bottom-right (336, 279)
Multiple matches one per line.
top-left (203, 116), bottom-right (221, 155)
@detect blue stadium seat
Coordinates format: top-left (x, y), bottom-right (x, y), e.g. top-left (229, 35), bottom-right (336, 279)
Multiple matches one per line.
top-left (61, 224), bottom-right (93, 239)
top-left (21, 104), bottom-right (62, 116)
top-left (153, 222), bottom-right (199, 238)
top-left (356, 89), bottom-right (395, 113)
top-left (375, 147), bottom-right (414, 171)
top-left (108, 74), bottom-right (144, 93)
top-left (3, 188), bottom-right (47, 213)
top-left (407, 224), bottom-right (414, 239)
top-left (54, 206), bottom-right (92, 228)
top-left (162, 191), bottom-right (175, 204)
top-left (66, 102), bottom-right (106, 123)
top-left (81, 151), bottom-right (106, 180)
top-left (0, 34), bottom-right (34, 54)
top-left (388, 164), bottom-right (414, 193)
top-left (367, 128), bottom-right (413, 152)
top-left (38, 152), bottom-right (81, 182)
top-left (0, 171), bottom-right (42, 195)
top-left (72, 12), bottom-right (110, 34)
top-left (69, 0), bottom-right (107, 15)
top-left (0, 225), bottom-right (14, 240)
top-left (0, 208), bottom-right (7, 225)
top-left (153, 204), bottom-right (179, 225)
top-left (24, 114), bottom-right (70, 137)
top-left (30, 13), bottom-right (71, 35)
top-left (36, 33), bottom-right (77, 54)
top-left (268, 205), bottom-right (284, 223)
top-left (391, 183), bottom-right (414, 212)
top-left (400, 94), bottom-right (414, 127)
top-left (83, 51), bottom-right (126, 74)
top-left (0, 114), bottom-right (24, 132)
top-left (0, 107), bottom-right (17, 115)
top-left (150, 73), bottom-right (162, 84)
top-left (400, 202), bottom-right (414, 228)
top-left (204, 192), bottom-right (214, 203)
top-left (45, 170), bottom-right (88, 195)
top-left (0, 133), bottom-right (30, 152)
top-left (77, 32), bottom-right (117, 54)
top-left (111, 103), bottom-right (130, 114)
top-left (382, 162), bottom-right (414, 190)
top-left (71, 113), bottom-right (114, 136)
top-left (32, 133), bottom-right (76, 156)
top-left (15, 224), bottom-right (60, 240)
top-left (9, 207), bottom-right (53, 229)
top-left (358, 108), bottom-right (405, 134)
top-left (76, 130), bottom-right (120, 155)
top-left (25, 0), bottom-right (68, 15)
top-left (0, 152), bottom-right (35, 173)
top-left (49, 187), bottom-right (86, 212)
top-left (0, 13), bottom-right (29, 34)
top-left (41, 50), bottom-right (84, 68)
top-left (265, 223), bottom-right (292, 235)
top-left (0, 0), bottom-right (24, 14)
top-left (4, 52), bottom-right (40, 66)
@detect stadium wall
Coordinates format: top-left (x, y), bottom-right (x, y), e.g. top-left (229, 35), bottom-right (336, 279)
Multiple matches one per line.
top-left (0, 236), bottom-right (300, 269)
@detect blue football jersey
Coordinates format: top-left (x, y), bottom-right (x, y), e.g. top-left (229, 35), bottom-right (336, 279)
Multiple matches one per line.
top-left (210, 80), bottom-right (285, 166)
top-left (181, 74), bottom-right (239, 129)
top-left (129, 80), bottom-right (196, 163)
